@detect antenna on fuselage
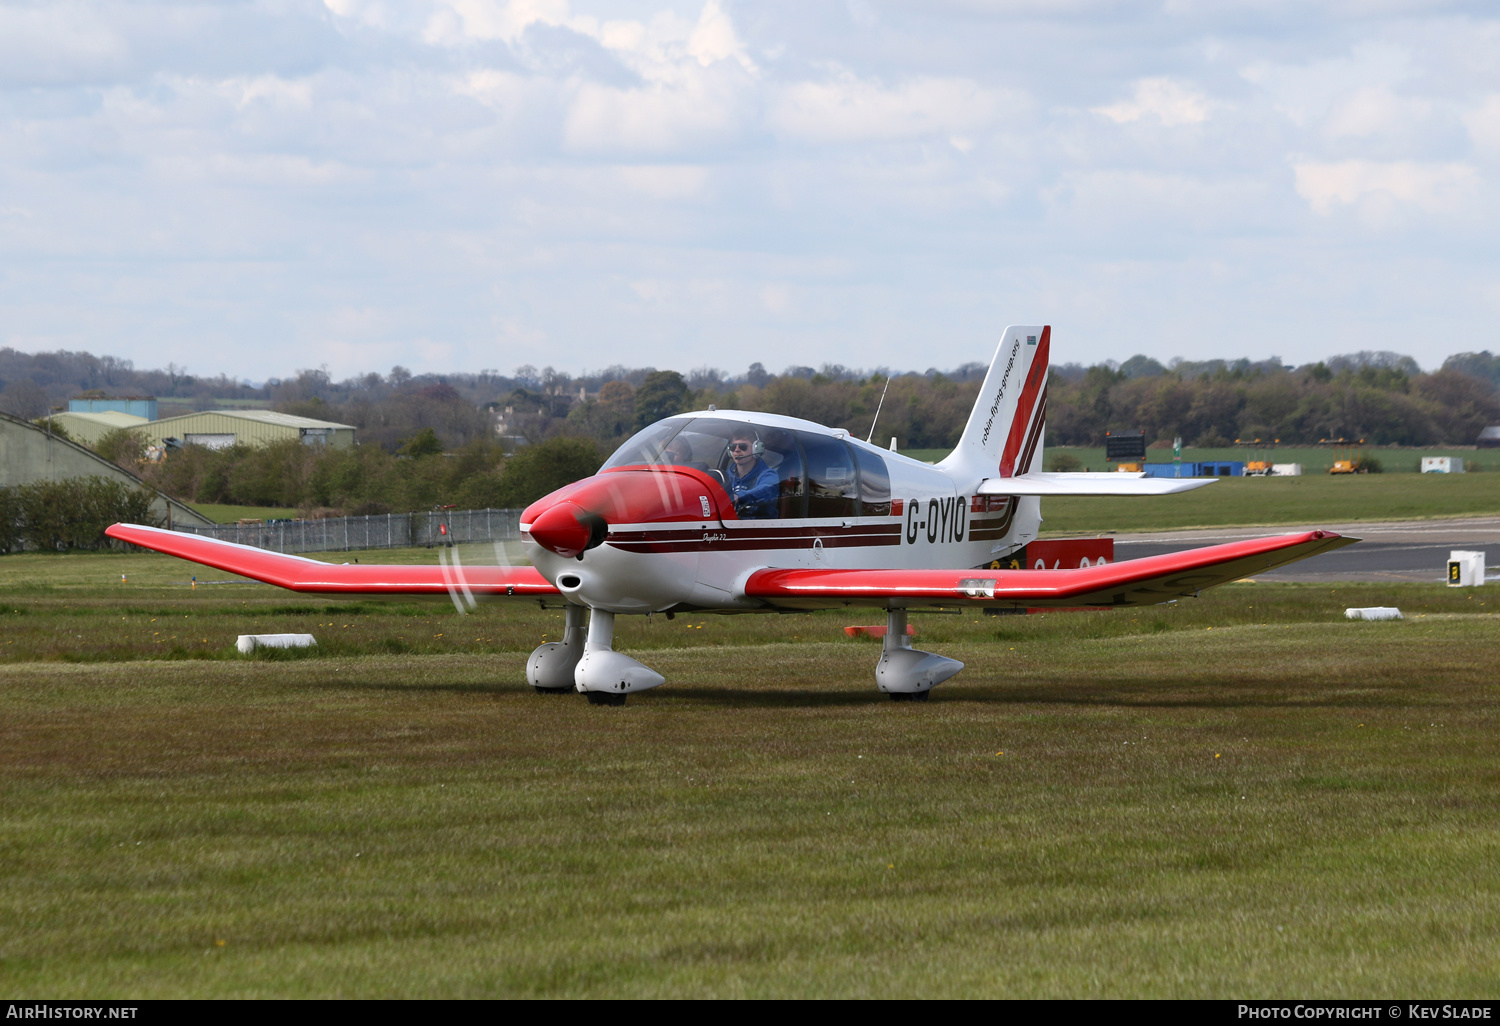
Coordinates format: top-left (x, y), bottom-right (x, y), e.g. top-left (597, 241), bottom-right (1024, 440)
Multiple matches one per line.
top-left (866, 375), bottom-right (892, 444)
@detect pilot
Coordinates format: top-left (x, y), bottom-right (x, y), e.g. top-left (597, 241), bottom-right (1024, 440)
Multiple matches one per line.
top-left (662, 437), bottom-right (694, 465)
top-left (725, 428), bottom-right (780, 519)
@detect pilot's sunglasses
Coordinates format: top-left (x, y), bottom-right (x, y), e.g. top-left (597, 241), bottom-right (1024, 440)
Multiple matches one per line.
top-left (729, 442), bottom-right (753, 452)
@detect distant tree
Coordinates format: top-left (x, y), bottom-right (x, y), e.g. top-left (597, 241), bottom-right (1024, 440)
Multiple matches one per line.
top-left (1, 380), bottom-right (48, 419)
top-left (632, 371), bottom-right (691, 430)
top-left (1119, 354), bottom-right (1167, 379)
top-left (495, 437), bottom-right (602, 508)
top-left (1326, 351), bottom-right (1422, 376)
top-left (399, 427), bottom-right (444, 458)
top-left (1442, 351), bottom-right (1500, 391)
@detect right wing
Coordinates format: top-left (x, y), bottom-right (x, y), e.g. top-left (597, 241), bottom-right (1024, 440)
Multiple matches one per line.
top-left (977, 472), bottom-right (1215, 496)
top-left (106, 523), bottom-right (559, 597)
top-left (744, 530), bottom-right (1356, 610)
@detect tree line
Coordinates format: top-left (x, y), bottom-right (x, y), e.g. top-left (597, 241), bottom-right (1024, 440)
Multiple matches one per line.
top-left (8, 344), bottom-right (1500, 516)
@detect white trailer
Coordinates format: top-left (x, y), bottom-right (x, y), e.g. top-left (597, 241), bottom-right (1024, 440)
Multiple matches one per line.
top-left (1422, 457), bottom-right (1465, 473)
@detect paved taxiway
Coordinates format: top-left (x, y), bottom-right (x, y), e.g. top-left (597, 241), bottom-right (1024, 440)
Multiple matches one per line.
top-left (1110, 516), bottom-right (1500, 582)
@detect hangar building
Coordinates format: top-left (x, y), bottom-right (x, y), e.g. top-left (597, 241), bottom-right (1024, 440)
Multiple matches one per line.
top-left (0, 412), bottom-right (211, 528)
top-left (144, 410), bottom-right (356, 450)
top-left (47, 410), bottom-right (151, 448)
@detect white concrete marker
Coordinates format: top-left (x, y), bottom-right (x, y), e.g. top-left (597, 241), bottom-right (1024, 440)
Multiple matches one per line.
top-left (237, 633), bottom-right (318, 653)
top-left (1344, 607), bottom-right (1403, 621)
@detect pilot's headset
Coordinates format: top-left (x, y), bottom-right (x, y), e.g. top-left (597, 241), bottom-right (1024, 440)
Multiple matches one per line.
top-left (728, 431), bottom-right (764, 458)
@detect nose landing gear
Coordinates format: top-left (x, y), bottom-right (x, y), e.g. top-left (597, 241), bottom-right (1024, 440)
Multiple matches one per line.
top-left (573, 608), bottom-right (665, 705)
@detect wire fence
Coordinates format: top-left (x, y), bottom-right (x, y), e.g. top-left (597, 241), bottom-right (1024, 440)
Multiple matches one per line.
top-left (175, 509), bottom-right (525, 554)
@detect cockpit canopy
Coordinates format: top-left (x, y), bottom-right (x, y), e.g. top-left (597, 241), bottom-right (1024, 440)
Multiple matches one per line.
top-left (603, 416), bottom-right (892, 519)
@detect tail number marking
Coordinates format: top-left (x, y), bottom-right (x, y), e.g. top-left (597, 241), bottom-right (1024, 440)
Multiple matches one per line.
top-left (906, 497), bottom-right (969, 545)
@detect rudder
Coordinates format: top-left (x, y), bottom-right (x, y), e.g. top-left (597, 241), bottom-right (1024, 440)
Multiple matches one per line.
top-left (939, 324), bottom-right (1049, 481)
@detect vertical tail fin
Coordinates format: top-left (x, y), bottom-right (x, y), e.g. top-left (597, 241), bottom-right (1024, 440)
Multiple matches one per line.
top-left (939, 324), bottom-right (1049, 481)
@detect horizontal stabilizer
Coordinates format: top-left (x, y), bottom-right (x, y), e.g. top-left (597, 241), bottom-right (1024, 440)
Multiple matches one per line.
top-left (744, 530), bottom-right (1356, 610)
top-left (977, 472), bottom-right (1215, 496)
top-left (105, 523), bottom-right (559, 597)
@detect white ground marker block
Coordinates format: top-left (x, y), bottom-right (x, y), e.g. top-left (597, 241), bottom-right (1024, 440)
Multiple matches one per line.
top-left (237, 633), bottom-right (318, 653)
top-left (1448, 550), bottom-right (1486, 587)
top-left (1345, 607), bottom-right (1403, 621)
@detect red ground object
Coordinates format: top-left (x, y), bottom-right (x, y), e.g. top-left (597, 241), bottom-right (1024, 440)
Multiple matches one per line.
top-left (1024, 537), bottom-right (1114, 569)
top-left (843, 624), bottom-right (918, 638)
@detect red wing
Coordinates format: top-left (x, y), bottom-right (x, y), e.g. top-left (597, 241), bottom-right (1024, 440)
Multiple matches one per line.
top-left (106, 523), bottom-right (559, 597)
top-left (744, 531), bottom-right (1357, 609)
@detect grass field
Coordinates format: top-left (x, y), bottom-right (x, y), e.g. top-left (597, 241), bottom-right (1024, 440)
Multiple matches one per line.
top-left (3, 549), bottom-right (1499, 997)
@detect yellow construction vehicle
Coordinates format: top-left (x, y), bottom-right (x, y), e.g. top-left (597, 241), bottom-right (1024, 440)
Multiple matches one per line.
top-left (1236, 437), bottom-right (1278, 476)
top-left (1319, 438), bottom-right (1367, 474)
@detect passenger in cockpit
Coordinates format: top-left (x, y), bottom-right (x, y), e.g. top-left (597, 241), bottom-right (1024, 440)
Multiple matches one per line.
top-left (725, 428), bottom-right (780, 519)
top-left (662, 437), bottom-right (694, 466)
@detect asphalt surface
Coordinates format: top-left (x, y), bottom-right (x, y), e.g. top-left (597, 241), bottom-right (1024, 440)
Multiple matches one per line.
top-left (1110, 516), bottom-right (1500, 582)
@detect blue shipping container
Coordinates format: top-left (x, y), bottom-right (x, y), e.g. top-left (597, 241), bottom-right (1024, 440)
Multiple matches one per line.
top-left (1140, 461), bottom-right (1244, 478)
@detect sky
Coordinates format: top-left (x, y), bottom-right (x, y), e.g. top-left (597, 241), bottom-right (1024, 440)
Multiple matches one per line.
top-left (1, 0), bottom-right (1498, 382)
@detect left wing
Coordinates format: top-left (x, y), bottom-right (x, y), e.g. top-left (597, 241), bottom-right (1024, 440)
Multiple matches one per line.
top-left (105, 523), bottom-right (559, 597)
top-left (744, 530), bottom-right (1356, 610)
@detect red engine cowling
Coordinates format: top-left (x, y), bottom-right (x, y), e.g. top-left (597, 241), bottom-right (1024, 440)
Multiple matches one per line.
top-left (522, 467), bottom-right (734, 558)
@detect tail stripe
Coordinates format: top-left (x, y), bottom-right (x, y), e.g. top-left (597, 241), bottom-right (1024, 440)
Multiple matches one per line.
top-left (1017, 389), bottom-right (1047, 474)
top-left (997, 326), bottom-right (1050, 477)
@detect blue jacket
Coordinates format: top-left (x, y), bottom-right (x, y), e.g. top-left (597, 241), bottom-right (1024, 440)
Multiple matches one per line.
top-left (727, 458), bottom-right (781, 519)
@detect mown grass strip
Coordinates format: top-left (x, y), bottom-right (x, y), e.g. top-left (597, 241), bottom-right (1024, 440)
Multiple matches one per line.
top-left (1, 561), bottom-right (1497, 996)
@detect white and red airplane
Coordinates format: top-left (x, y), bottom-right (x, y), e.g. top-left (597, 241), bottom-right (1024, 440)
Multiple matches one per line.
top-left (107, 326), bottom-right (1355, 704)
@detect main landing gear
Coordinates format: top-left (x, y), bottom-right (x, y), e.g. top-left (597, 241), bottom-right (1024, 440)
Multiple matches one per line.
top-left (525, 605), bottom-right (961, 705)
top-left (875, 608), bottom-right (964, 701)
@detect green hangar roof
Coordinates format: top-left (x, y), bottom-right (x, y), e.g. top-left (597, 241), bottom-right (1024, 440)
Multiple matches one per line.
top-left (145, 410), bottom-right (357, 450)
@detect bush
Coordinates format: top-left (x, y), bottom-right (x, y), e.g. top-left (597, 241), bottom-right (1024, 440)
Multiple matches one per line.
top-left (94, 427), bottom-right (149, 467)
top-left (1047, 452), bottom-right (1084, 473)
top-left (0, 488), bottom-right (20, 553)
top-left (1, 477), bottom-right (160, 552)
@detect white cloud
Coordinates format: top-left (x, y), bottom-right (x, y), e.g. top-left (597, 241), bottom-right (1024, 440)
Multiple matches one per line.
top-left (761, 283), bottom-right (792, 314)
top-left (1092, 77), bottom-right (1210, 126)
top-left (1293, 159), bottom-right (1478, 215)
top-left (422, 0), bottom-right (580, 46)
top-left (1322, 87), bottom-right (1430, 139)
top-left (1241, 42), bottom-right (1410, 127)
top-left (564, 66), bottom-right (748, 154)
top-left (4, 1), bottom-right (1500, 377)
top-left (0, 3), bottom-right (129, 85)
top-left (769, 71), bottom-right (1006, 142)
top-left (687, 1), bottom-right (754, 71)
top-left (1464, 95), bottom-right (1500, 152)
top-left (217, 75), bottom-right (315, 110)
top-left (616, 165), bottom-right (711, 199)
